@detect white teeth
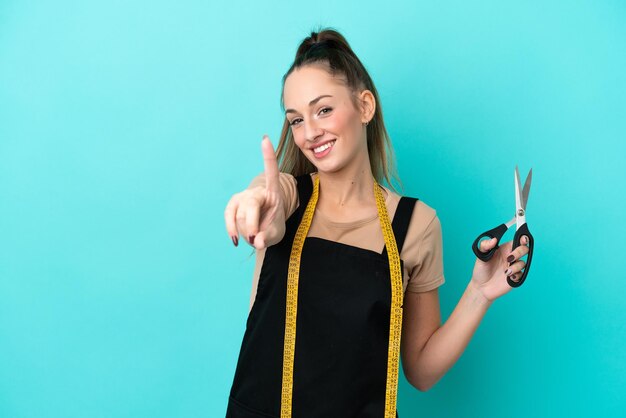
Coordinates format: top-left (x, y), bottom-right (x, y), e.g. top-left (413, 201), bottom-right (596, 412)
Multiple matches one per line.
top-left (313, 140), bottom-right (336, 153)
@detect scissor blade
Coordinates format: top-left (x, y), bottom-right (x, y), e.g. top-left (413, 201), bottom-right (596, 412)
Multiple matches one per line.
top-left (515, 166), bottom-right (523, 212)
top-left (521, 168), bottom-right (532, 210)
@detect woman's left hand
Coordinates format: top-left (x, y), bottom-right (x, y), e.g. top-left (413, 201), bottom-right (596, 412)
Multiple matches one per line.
top-left (470, 235), bottom-right (530, 302)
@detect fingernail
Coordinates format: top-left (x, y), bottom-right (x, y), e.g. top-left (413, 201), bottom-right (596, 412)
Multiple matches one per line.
top-left (231, 236), bottom-right (238, 246)
top-left (504, 268), bottom-right (510, 275)
top-left (507, 255), bottom-right (515, 263)
top-left (249, 235), bottom-right (255, 245)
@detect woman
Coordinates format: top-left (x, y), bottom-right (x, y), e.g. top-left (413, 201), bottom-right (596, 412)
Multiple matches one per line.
top-left (224, 28), bottom-right (530, 418)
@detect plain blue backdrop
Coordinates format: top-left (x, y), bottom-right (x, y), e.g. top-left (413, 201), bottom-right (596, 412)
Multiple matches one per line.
top-left (1, 1), bottom-right (624, 417)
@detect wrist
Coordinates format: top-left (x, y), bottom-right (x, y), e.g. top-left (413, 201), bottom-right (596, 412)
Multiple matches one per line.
top-left (467, 280), bottom-right (494, 308)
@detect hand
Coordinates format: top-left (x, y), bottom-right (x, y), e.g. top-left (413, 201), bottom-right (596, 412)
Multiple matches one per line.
top-left (470, 235), bottom-right (530, 302)
top-left (224, 135), bottom-right (285, 249)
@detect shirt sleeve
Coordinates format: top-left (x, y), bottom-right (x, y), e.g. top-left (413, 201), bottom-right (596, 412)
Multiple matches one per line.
top-left (248, 171), bottom-right (299, 219)
top-left (405, 212), bottom-right (446, 293)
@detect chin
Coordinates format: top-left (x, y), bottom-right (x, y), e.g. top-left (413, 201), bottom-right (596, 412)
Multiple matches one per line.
top-left (312, 162), bottom-right (346, 175)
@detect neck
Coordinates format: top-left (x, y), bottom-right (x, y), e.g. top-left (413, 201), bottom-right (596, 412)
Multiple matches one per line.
top-left (316, 158), bottom-right (376, 209)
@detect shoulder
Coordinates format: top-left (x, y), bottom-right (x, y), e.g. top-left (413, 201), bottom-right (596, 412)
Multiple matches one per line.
top-left (406, 199), bottom-right (439, 245)
top-left (411, 200), bottom-right (438, 231)
top-left (401, 198), bottom-right (445, 291)
top-left (393, 192), bottom-right (441, 256)
top-left (381, 186), bottom-right (438, 231)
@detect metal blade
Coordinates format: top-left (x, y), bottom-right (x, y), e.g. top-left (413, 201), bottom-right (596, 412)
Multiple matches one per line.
top-left (514, 165), bottom-right (527, 230)
top-left (515, 165), bottom-right (523, 212)
top-left (521, 168), bottom-right (532, 210)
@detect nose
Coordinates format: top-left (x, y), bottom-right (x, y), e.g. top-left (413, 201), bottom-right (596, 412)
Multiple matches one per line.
top-left (303, 118), bottom-right (324, 142)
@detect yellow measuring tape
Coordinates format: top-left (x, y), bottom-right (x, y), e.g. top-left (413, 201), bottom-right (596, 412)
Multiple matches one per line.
top-left (281, 174), bottom-right (404, 418)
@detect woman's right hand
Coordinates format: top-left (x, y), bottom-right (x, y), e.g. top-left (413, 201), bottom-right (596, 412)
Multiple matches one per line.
top-left (224, 135), bottom-right (286, 250)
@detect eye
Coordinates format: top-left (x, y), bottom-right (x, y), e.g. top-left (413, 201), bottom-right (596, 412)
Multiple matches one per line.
top-left (289, 107), bottom-right (332, 127)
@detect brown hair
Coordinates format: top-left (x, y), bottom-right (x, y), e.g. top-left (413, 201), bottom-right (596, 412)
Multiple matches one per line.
top-left (276, 27), bottom-right (402, 192)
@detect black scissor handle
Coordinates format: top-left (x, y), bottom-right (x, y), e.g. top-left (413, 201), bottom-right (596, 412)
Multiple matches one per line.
top-left (507, 223), bottom-right (534, 288)
top-left (472, 223), bottom-right (508, 262)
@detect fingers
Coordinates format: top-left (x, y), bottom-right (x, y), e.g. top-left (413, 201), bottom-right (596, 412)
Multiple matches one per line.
top-left (506, 235), bottom-right (530, 262)
top-left (258, 201), bottom-right (279, 233)
top-left (236, 190), bottom-right (266, 245)
top-left (479, 237), bottom-right (498, 252)
top-left (504, 258), bottom-right (526, 278)
top-left (253, 229), bottom-right (273, 250)
top-left (504, 237), bottom-right (528, 282)
top-left (508, 270), bottom-right (523, 283)
top-left (224, 194), bottom-right (240, 246)
top-left (508, 273), bottom-right (520, 283)
top-left (224, 135), bottom-right (279, 250)
top-left (261, 135), bottom-right (280, 195)
top-left (247, 224), bottom-right (271, 250)
top-left (225, 189), bottom-right (265, 247)
top-left (244, 198), bottom-right (261, 243)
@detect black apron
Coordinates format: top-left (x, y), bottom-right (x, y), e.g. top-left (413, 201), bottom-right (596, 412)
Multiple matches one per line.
top-left (227, 174), bottom-right (418, 418)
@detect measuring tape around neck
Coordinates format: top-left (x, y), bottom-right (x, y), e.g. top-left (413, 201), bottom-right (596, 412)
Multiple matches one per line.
top-left (280, 174), bottom-right (404, 418)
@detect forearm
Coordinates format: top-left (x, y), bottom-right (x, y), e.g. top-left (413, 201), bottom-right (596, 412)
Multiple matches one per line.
top-left (412, 280), bottom-right (492, 391)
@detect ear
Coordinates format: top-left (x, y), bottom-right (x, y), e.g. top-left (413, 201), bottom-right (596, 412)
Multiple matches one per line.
top-left (358, 89), bottom-right (376, 124)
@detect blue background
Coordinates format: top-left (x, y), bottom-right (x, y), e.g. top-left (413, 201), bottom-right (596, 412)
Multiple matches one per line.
top-left (1, 1), bottom-right (624, 417)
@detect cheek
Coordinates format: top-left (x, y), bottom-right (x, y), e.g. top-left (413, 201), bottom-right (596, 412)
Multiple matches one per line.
top-left (333, 107), bottom-right (363, 134)
top-left (328, 111), bottom-right (349, 132)
top-left (291, 128), bottom-right (306, 149)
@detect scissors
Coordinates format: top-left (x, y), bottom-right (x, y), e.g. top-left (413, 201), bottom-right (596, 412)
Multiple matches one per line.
top-left (472, 166), bottom-right (534, 288)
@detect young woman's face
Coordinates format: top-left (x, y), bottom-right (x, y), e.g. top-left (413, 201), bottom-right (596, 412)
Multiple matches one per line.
top-left (283, 65), bottom-right (368, 174)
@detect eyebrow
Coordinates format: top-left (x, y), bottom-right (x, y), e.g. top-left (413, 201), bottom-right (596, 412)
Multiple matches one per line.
top-left (285, 95), bottom-right (333, 114)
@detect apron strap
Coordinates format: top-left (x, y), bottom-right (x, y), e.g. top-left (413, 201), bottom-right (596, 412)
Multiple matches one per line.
top-left (294, 174), bottom-right (314, 217)
top-left (389, 196), bottom-right (419, 253)
top-left (381, 196), bottom-right (419, 257)
top-left (282, 174), bottom-right (315, 238)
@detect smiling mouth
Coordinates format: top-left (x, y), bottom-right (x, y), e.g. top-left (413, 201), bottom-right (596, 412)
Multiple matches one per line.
top-left (313, 140), bottom-right (336, 154)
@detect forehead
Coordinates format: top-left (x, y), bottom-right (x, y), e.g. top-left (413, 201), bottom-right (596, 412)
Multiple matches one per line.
top-left (283, 65), bottom-right (348, 108)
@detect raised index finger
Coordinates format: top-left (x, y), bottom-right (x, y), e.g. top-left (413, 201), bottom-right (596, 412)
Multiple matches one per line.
top-left (261, 135), bottom-right (279, 194)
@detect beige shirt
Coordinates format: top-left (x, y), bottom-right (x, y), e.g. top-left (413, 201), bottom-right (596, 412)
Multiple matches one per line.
top-left (248, 172), bottom-right (446, 310)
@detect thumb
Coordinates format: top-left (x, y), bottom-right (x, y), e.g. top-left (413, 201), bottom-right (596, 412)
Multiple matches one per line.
top-left (261, 135), bottom-right (279, 195)
top-left (480, 237), bottom-right (498, 252)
